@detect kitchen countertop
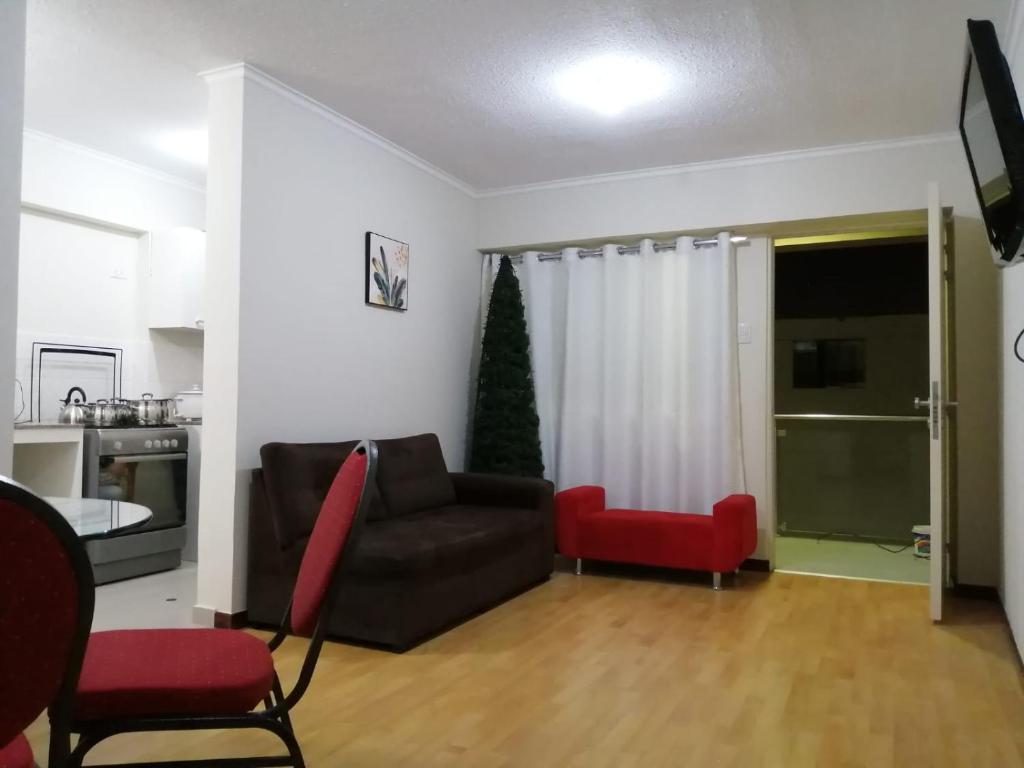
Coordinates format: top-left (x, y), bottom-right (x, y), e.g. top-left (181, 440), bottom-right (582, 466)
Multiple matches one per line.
top-left (14, 421), bottom-right (85, 430)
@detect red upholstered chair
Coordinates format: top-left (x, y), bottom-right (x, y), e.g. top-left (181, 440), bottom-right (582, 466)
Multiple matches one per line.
top-left (0, 476), bottom-right (96, 768)
top-left (0, 733), bottom-right (35, 768)
top-left (49, 440), bottom-right (378, 768)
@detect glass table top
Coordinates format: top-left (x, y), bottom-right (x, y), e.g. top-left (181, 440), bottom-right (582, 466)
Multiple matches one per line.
top-left (45, 497), bottom-right (153, 540)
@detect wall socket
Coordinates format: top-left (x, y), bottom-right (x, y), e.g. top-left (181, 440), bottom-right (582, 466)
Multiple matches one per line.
top-left (738, 322), bottom-right (752, 344)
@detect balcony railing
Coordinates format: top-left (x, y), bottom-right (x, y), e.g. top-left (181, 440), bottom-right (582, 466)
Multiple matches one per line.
top-left (775, 414), bottom-right (929, 542)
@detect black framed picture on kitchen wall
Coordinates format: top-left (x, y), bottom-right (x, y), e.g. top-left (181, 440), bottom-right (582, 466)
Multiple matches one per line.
top-left (365, 232), bottom-right (409, 311)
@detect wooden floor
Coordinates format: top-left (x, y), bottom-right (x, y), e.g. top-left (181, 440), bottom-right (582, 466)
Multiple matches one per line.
top-left (26, 567), bottom-right (1024, 767)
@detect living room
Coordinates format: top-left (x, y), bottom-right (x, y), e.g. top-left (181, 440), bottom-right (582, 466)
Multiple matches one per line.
top-left (2, 1), bottom-right (1024, 766)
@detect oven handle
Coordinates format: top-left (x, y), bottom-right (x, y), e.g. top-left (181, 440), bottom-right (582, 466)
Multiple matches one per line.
top-left (110, 452), bottom-right (188, 463)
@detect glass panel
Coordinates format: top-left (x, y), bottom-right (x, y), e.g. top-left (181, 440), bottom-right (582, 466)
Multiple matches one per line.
top-left (97, 457), bottom-right (187, 530)
top-left (776, 418), bottom-right (929, 542)
top-left (44, 497), bottom-right (152, 539)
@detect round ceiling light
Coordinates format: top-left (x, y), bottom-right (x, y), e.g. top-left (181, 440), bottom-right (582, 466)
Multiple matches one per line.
top-left (554, 54), bottom-right (670, 117)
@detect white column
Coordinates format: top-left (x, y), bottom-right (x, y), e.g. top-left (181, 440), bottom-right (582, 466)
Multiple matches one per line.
top-left (0, 0), bottom-right (26, 477)
top-left (194, 66), bottom-right (247, 623)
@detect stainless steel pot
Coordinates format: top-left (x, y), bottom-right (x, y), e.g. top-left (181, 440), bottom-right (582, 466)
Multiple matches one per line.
top-left (93, 398), bottom-right (137, 427)
top-left (129, 393), bottom-right (176, 425)
top-left (57, 386), bottom-right (93, 425)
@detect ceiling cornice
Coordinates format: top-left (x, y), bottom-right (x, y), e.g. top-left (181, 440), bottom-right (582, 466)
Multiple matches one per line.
top-left (30, 65), bottom-right (963, 205)
top-left (22, 128), bottom-right (206, 195)
top-left (199, 63), bottom-right (478, 198)
top-left (476, 132), bottom-right (961, 199)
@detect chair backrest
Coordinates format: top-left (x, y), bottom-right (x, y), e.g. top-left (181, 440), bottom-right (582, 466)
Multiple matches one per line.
top-left (289, 441), bottom-right (377, 638)
top-left (0, 478), bottom-right (94, 746)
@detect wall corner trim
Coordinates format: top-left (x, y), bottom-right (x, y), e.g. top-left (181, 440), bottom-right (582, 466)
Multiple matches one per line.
top-left (199, 62), bottom-right (478, 198)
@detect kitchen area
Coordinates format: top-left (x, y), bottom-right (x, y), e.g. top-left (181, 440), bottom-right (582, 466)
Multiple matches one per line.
top-left (11, 164), bottom-right (207, 607)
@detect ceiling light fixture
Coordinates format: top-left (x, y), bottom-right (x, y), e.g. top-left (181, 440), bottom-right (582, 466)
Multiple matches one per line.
top-left (555, 55), bottom-right (670, 117)
top-left (153, 129), bottom-right (208, 167)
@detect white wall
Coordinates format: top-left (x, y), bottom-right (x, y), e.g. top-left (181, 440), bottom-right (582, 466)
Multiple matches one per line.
top-left (12, 213), bottom-right (204, 418)
top-left (478, 137), bottom-right (980, 250)
top-left (13, 132), bottom-right (207, 416)
top-left (197, 66), bottom-right (480, 616)
top-left (0, 0), bottom-right (26, 475)
top-left (478, 134), bottom-right (1002, 584)
top-left (1000, 3), bottom-right (1024, 660)
top-left (21, 130), bottom-right (205, 232)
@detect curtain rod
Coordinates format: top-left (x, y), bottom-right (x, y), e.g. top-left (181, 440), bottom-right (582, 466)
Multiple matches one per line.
top-left (501, 235), bottom-right (749, 263)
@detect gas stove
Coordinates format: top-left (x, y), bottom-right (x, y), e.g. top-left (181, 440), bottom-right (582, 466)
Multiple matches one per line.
top-left (81, 425), bottom-right (191, 584)
top-left (84, 426), bottom-right (189, 456)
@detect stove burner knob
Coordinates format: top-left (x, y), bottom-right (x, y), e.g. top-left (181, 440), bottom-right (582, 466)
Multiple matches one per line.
top-left (170, 439), bottom-right (179, 448)
top-left (162, 439), bottom-right (171, 448)
top-left (113, 441), bottom-right (123, 451)
top-left (144, 440), bottom-right (153, 449)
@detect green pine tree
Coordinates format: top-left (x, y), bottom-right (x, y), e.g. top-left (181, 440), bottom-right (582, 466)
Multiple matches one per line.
top-left (470, 256), bottom-right (544, 477)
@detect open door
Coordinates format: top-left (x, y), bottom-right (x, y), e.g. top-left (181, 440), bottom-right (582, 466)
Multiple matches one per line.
top-left (923, 183), bottom-right (957, 621)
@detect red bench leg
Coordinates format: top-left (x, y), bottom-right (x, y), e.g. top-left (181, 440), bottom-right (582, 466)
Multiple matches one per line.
top-left (713, 572), bottom-right (722, 590)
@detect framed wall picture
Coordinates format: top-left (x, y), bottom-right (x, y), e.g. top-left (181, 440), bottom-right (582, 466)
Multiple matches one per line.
top-left (365, 232), bottom-right (409, 311)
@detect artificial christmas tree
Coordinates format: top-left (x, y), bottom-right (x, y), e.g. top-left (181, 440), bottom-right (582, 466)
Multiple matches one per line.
top-left (470, 256), bottom-right (544, 477)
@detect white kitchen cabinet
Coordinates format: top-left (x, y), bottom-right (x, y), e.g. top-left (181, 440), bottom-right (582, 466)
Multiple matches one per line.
top-left (13, 425), bottom-right (84, 498)
top-left (147, 227), bottom-right (206, 331)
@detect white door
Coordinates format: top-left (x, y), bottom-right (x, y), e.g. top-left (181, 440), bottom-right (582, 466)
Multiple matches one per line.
top-left (924, 183), bottom-right (955, 622)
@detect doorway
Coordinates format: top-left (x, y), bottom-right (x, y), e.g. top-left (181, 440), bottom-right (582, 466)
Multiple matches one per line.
top-left (772, 237), bottom-right (933, 583)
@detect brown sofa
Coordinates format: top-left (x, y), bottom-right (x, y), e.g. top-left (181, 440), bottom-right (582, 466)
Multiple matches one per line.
top-left (247, 433), bottom-right (554, 650)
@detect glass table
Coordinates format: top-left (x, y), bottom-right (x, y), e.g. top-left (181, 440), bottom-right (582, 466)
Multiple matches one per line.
top-left (45, 497), bottom-right (153, 540)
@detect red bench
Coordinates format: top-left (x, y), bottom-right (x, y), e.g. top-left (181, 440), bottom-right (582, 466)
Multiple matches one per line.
top-left (555, 486), bottom-right (757, 589)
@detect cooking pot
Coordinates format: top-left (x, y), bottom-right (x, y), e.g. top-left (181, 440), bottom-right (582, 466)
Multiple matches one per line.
top-left (57, 387), bottom-right (93, 425)
top-left (129, 393), bottom-right (177, 425)
top-left (173, 385), bottom-right (202, 421)
top-left (93, 399), bottom-right (137, 427)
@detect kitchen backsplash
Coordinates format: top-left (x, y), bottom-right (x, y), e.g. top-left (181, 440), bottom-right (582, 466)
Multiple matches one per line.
top-left (14, 330), bottom-right (203, 422)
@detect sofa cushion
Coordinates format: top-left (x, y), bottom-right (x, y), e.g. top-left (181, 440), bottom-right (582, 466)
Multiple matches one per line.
top-left (260, 440), bottom-right (396, 544)
top-left (260, 441), bottom-right (357, 544)
top-left (344, 504), bottom-right (543, 578)
top-left (374, 434), bottom-right (456, 518)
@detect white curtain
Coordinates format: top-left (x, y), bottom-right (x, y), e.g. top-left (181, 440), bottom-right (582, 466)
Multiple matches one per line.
top-left (480, 233), bottom-right (745, 514)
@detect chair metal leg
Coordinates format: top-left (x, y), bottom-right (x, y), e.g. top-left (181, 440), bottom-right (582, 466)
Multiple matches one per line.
top-left (272, 676), bottom-right (293, 729)
top-left (48, 723), bottom-right (72, 768)
top-left (712, 572), bottom-right (722, 590)
top-left (271, 721), bottom-right (306, 768)
top-left (575, 558), bottom-right (582, 575)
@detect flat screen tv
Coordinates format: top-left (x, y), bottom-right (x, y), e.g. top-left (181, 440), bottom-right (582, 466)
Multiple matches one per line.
top-left (960, 19), bottom-right (1024, 267)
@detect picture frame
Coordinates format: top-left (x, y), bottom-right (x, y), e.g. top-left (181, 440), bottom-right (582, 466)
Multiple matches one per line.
top-left (365, 231), bottom-right (409, 311)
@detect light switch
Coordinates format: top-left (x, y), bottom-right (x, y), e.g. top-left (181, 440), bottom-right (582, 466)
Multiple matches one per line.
top-left (738, 322), bottom-right (752, 344)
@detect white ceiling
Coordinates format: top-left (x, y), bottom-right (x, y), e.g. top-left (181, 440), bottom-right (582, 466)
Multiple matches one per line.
top-left (24, 0), bottom-right (1012, 191)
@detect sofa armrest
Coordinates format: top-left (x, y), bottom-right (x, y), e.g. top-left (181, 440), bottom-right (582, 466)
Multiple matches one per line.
top-left (449, 472), bottom-right (553, 510)
top-left (554, 485), bottom-right (605, 559)
top-left (711, 494), bottom-right (758, 572)
top-left (450, 472), bottom-right (555, 555)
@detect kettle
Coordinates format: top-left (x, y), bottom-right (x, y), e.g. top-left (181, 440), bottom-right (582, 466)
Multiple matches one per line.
top-left (58, 386), bottom-right (92, 425)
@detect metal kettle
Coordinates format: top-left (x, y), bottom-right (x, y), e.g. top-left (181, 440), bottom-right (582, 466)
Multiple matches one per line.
top-left (57, 386), bottom-right (92, 425)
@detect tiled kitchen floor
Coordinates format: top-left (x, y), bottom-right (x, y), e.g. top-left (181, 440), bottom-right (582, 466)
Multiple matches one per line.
top-left (775, 535), bottom-right (929, 584)
top-left (92, 561), bottom-right (201, 631)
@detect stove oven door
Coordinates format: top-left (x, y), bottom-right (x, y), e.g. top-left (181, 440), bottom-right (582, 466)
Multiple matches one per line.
top-left (94, 452), bottom-right (188, 531)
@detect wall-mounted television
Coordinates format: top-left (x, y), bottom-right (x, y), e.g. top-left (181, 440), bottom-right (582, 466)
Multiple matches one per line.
top-left (959, 19), bottom-right (1024, 267)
